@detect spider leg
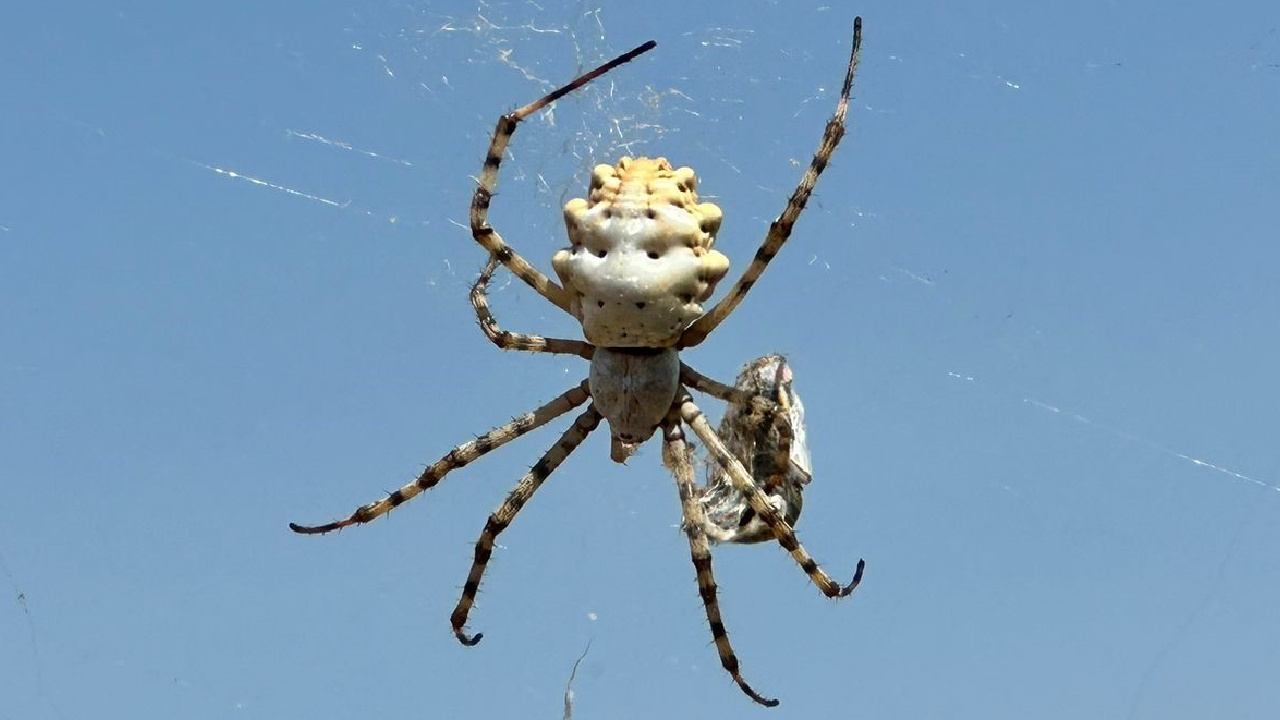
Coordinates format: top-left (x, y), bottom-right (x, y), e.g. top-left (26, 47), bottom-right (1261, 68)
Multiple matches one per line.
top-left (678, 391), bottom-right (865, 598)
top-left (289, 381), bottom-right (591, 534)
top-left (681, 360), bottom-right (795, 493)
top-left (680, 362), bottom-right (781, 420)
top-left (661, 416), bottom-right (779, 707)
top-left (452, 404), bottom-right (602, 645)
top-left (471, 41), bottom-right (657, 317)
top-left (470, 255), bottom-right (595, 359)
top-left (680, 18), bottom-right (863, 348)
top-left (683, 359), bottom-right (803, 545)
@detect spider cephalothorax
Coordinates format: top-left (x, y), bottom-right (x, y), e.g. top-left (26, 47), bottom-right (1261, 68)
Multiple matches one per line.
top-left (293, 19), bottom-right (866, 708)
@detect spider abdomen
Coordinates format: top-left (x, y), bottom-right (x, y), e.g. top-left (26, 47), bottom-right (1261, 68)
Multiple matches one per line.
top-left (588, 346), bottom-right (680, 463)
top-left (554, 157), bottom-right (729, 347)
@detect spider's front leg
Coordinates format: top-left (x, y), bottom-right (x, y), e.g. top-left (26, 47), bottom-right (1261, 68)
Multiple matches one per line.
top-left (661, 417), bottom-right (779, 707)
top-left (679, 391), bottom-right (865, 598)
top-left (289, 381), bottom-right (590, 534)
top-left (451, 404), bottom-right (601, 645)
top-left (469, 41), bottom-right (657, 319)
top-left (470, 255), bottom-right (595, 359)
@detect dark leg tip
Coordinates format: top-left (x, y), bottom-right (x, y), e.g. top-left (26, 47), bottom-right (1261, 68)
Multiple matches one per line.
top-left (838, 558), bottom-right (867, 598)
top-left (289, 521), bottom-right (323, 535)
top-left (289, 519), bottom-right (346, 535)
top-left (737, 678), bottom-right (780, 707)
top-left (455, 629), bottom-right (484, 647)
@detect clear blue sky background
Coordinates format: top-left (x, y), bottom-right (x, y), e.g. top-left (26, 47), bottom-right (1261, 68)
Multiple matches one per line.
top-left (3, 1), bottom-right (1279, 717)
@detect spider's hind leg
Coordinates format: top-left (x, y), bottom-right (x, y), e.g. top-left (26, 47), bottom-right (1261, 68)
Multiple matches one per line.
top-left (469, 40), bottom-right (657, 318)
top-left (681, 18), bottom-right (863, 348)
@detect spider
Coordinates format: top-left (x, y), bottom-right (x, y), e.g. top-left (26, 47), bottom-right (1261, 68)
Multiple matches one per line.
top-left (292, 17), bottom-right (865, 707)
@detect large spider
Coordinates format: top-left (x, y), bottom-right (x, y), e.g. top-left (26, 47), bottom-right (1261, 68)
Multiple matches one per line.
top-left (292, 18), bottom-right (865, 707)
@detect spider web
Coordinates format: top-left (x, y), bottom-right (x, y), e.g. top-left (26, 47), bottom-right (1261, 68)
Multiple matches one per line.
top-left (255, 5), bottom-right (1280, 716)
top-left (2, 1), bottom-right (1278, 719)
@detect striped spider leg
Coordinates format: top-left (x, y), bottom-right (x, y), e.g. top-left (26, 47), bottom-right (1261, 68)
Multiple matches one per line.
top-left (685, 355), bottom-right (812, 544)
top-left (680, 17), bottom-right (863, 348)
top-left (678, 390), bottom-right (865, 599)
top-left (450, 404), bottom-right (602, 645)
top-left (469, 41), bottom-right (657, 317)
top-left (288, 379), bottom-right (592, 536)
top-left (470, 254), bottom-right (594, 360)
top-left (662, 415), bottom-right (778, 707)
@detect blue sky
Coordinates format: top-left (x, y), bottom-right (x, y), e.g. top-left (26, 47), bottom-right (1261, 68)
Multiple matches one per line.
top-left (2, 1), bottom-right (1279, 717)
